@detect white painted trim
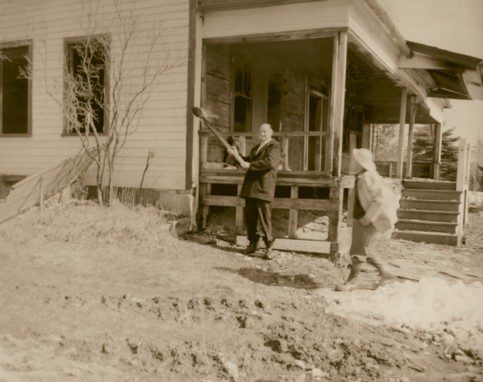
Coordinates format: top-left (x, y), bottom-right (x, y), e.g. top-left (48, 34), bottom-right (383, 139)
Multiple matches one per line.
top-left (201, 1), bottom-right (350, 39)
top-left (399, 55), bottom-right (452, 70)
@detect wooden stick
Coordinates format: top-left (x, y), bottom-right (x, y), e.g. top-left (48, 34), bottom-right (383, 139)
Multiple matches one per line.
top-left (192, 107), bottom-right (245, 166)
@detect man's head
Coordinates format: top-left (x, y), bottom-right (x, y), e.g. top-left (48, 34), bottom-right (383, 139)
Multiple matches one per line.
top-left (258, 123), bottom-right (273, 143)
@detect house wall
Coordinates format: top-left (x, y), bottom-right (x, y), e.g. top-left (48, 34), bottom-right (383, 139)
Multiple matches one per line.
top-left (0, 0), bottom-right (191, 209)
top-left (281, 68), bottom-right (306, 171)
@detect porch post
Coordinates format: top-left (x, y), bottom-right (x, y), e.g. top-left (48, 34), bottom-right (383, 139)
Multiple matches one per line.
top-left (328, 31), bottom-right (348, 177)
top-left (432, 123), bottom-right (442, 179)
top-left (405, 95), bottom-right (417, 178)
top-left (328, 31), bottom-right (348, 255)
top-left (396, 87), bottom-right (408, 178)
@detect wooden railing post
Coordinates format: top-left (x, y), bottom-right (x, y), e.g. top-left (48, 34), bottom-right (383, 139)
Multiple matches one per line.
top-left (432, 123), bottom-right (442, 179)
top-left (396, 88), bottom-right (408, 179)
top-left (200, 133), bottom-right (208, 169)
top-left (456, 138), bottom-right (468, 192)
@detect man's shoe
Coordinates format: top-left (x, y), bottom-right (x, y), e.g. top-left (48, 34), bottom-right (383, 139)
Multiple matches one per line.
top-left (244, 241), bottom-right (258, 255)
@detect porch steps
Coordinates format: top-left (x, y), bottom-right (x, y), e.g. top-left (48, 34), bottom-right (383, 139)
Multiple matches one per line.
top-left (393, 180), bottom-right (462, 246)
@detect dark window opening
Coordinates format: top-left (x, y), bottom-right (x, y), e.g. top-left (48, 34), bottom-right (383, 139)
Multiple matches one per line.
top-left (298, 186), bottom-right (330, 199)
top-left (65, 36), bottom-right (108, 135)
top-left (233, 60), bottom-right (251, 132)
top-left (274, 185), bottom-right (291, 198)
top-left (211, 183), bottom-right (238, 196)
top-left (0, 45), bottom-right (30, 135)
top-left (267, 73), bottom-right (282, 130)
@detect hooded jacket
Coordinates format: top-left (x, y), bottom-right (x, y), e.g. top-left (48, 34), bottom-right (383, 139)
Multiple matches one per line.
top-left (356, 170), bottom-right (399, 233)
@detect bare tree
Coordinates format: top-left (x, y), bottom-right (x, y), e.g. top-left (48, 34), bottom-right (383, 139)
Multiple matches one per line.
top-left (25, 0), bottom-right (176, 205)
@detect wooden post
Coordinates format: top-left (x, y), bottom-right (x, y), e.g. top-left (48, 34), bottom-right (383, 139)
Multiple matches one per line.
top-left (238, 136), bottom-right (246, 156)
top-left (432, 123), bottom-right (442, 179)
top-left (328, 31), bottom-right (348, 177)
top-left (396, 88), bottom-right (408, 179)
top-left (235, 184), bottom-right (244, 234)
top-left (456, 138), bottom-right (467, 192)
top-left (326, 31), bottom-right (348, 255)
top-left (406, 96), bottom-right (417, 178)
top-left (200, 134), bottom-right (208, 169)
top-left (288, 186), bottom-right (298, 238)
top-left (463, 142), bottom-right (471, 228)
top-left (199, 183), bottom-right (211, 229)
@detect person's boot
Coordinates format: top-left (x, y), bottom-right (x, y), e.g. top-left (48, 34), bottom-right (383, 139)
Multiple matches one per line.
top-left (244, 241), bottom-right (258, 254)
top-left (334, 256), bottom-right (363, 291)
top-left (367, 257), bottom-right (395, 285)
top-left (263, 239), bottom-right (275, 260)
top-left (244, 235), bottom-right (259, 255)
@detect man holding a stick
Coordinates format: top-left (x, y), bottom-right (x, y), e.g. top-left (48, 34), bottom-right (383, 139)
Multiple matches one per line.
top-left (228, 123), bottom-right (281, 259)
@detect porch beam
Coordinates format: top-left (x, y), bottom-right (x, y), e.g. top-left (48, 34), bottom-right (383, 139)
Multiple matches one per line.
top-left (198, 0), bottom-right (321, 12)
top-left (399, 55), bottom-right (453, 70)
top-left (396, 87), bottom-right (408, 178)
top-left (202, 28), bottom-right (344, 45)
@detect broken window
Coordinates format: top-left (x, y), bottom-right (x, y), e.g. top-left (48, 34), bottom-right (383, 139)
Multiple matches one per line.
top-left (64, 35), bottom-right (109, 135)
top-left (0, 43), bottom-right (31, 136)
top-left (233, 59), bottom-right (251, 132)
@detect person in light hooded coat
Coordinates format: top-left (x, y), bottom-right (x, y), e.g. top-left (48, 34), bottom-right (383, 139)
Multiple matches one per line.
top-left (335, 148), bottom-right (398, 291)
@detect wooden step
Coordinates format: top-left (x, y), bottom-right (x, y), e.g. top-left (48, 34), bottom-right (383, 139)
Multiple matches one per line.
top-left (403, 179), bottom-right (456, 190)
top-left (399, 199), bottom-right (460, 212)
top-left (396, 219), bottom-right (458, 234)
top-left (397, 209), bottom-right (458, 223)
top-left (393, 230), bottom-right (460, 246)
top-left (401, 189), bottom-right (461, 201)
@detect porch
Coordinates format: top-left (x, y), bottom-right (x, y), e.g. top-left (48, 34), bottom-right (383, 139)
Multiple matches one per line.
top-left (192, 0), bottom-right (478, 254)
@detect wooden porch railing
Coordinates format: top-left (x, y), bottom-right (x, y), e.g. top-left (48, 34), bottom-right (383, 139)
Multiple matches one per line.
top-left (198, 130), bottom-right (354, 254)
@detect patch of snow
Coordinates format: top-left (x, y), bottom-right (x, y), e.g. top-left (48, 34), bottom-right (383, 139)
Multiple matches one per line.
top-left (468, 191), bottom-right (483, 206)
top-left (325, 277), bottom-right (483, 354)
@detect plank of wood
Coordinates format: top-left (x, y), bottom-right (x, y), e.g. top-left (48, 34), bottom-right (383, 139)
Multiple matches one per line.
top-left (236, 235), bottom-right (330, 254)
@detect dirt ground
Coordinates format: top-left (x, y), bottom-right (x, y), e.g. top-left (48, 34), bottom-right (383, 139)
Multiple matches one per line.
top-left (0, 200), bottom-right (482, 382)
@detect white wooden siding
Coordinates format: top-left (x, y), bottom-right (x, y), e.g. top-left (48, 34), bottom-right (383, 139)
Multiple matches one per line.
top-left (0, 0), bottom-right (191, 191)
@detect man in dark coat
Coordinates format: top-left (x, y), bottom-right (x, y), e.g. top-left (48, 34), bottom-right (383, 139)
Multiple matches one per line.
top-left (228, 123), bottom-right (281, 259)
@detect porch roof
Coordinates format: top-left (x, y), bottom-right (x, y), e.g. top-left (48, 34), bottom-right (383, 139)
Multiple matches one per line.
top-left (400, 41), bottom-right (483, 101)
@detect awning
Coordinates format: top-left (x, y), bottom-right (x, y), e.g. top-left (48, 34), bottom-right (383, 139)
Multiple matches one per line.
top-left (400, 41), bottom-right (483, 101)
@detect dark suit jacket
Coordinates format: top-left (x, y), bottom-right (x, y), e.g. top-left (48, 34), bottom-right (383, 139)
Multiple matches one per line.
top-left (239, 139), bottom-right (281, 202)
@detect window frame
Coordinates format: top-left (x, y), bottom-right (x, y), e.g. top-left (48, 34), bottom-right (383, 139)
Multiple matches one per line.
top-left (62, 34), bottom-right (110, 137)
top-left (0, 40), bottom-right (33, 137)
top-left (304, 86), bottom-right (328, 172)
top-left (231, 56), bottom-right (252, 133)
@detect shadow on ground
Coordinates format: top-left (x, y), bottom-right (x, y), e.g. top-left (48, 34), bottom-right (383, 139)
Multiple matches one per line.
top-left (216, 266), bottom-right (322, 289)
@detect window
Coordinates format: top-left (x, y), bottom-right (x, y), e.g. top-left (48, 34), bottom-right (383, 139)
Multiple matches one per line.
top-left (232, 59), bottom-right (251, 133)
top-left (0, 43), bottom-right (31, 136)
top-left (64, 36), bottom-right (108, 135)
top-left (305, 88), bottom-right (328, 171)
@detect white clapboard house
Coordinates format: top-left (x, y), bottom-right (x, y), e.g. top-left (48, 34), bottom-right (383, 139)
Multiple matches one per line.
top-left (1, 0), bottom-right (482, 252)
